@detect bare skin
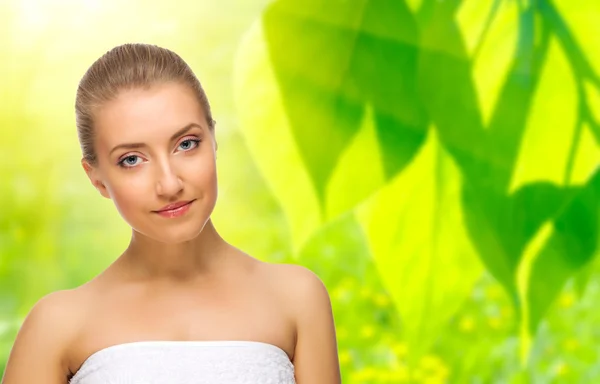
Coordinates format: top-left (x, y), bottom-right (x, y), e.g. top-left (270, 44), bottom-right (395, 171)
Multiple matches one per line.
top-left (1, 82), bottom-right (341, 383)
top-left (66, 235), bottom-right (298, 377)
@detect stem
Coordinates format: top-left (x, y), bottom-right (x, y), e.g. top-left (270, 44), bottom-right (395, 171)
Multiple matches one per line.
top-left (563, 83), bottom-right (585, 185)
top-left (472, 0), bottom-right (503, 60)
top-left (537, 0), bottom-right (600, 87)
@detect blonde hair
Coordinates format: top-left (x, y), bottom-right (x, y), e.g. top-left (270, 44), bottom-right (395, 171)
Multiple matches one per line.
top-left (75, 43), bottom-right (214, 165)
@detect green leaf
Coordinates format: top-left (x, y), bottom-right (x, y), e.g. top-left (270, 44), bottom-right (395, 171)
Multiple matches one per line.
top-left (572, 250), bottom-right (599, 299)
top-left (234, 20), bottom-right (324, 252)
top-left (457, 0), bottom-right (518, 127)
top-left (501, 8), bottom-right (600, 342)
top-left (416, 0), bottom-right (489, 186)
top-left (551, 0), bottom-right (600, 82)
top-left (355, 129), bottom-right (482, 360)
top-left (415, 0), bottom-right (536, 301)
top-left (235, 0), bottom-right (431, 250)
top-left (325, 104), bottom-right (387, 220)
top-left (423, 2), bottom-right (598, 344)
top-left (509, 37), bottom-right (579, 192)
top-left (583, 81), bottom-right (600, 144)
top-left (261, 0), bottom-right (429, 206)
top-left (538, 0), bottom-right (600, 145)
top-left (525, 170), bottom-right (600, 334)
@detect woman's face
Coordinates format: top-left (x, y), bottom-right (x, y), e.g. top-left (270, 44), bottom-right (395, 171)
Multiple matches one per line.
top-left (83, 82), bottom-right (218, 244)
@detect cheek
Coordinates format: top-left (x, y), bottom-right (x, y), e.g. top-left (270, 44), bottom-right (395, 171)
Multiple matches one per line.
top-left (183, 155), bottom-right (219, 216)
top-left (105, 174), bottom-right (151, 221)
top-left (184, 152), bottom-right (218, 189)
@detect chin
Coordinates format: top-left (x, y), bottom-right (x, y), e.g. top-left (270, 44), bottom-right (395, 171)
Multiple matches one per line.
top-left (157, 224), bottom-right (206, 244)
top-left (130, 219), bottom-right (208, 245)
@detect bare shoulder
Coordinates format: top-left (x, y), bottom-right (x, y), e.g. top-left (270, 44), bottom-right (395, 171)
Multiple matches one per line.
top-left (260, 262), bottom-right (326, 288)
top-left (1, 289), bottom-right (85, 384)
top-left (269, 263), bottom-right (333, 320)
top-left (255, 262), bottom-right (334, 332)
top-left (261, 263), bottom-right (341, 383)
top-left (260, 263), bottom-right (331, 306)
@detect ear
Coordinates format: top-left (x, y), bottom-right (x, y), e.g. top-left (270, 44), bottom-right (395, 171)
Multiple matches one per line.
top-left (210, 131), bottom-right (218, 153)
top-left (81, 158), bottom-right (111, 199)
top-left (211, 120), bottom-right (218, 152)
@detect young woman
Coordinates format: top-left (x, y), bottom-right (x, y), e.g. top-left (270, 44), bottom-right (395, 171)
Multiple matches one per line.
top-left (2, 43), bottom-right (341, 384)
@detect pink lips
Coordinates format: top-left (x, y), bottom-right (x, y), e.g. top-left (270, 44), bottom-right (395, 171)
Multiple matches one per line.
top-left (153, 200), bottom-right (195, 218)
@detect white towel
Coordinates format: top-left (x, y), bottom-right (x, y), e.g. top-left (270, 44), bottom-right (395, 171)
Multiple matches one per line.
top-left (69, 340), bottom-right (295, 384)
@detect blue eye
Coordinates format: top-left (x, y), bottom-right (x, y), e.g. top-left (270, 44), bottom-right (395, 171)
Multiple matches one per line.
top-left (178, 138), bottom-right (201, 151)
top-left (118, 155), bottom-right (142, 168)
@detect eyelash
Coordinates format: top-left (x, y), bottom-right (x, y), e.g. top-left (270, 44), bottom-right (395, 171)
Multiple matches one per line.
top-left (117, 137), bottom-right (202, 169)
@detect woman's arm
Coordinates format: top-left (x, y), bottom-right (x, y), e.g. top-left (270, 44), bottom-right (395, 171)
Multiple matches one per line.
top-left (1, 291), bottom-right (73, 384)
top-left (290, 267), bottom-right (341, 384)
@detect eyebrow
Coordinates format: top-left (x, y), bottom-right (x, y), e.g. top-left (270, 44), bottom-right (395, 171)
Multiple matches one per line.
top-left (109, 123), bottom-right (203, 156)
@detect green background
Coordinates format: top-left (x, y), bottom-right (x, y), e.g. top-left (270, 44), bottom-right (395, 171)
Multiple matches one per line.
top-left (1, 0), bottom-right (599, 382)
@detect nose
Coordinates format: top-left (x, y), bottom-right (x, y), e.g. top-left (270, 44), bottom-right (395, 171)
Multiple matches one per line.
top-left (155, 158), bottom-right (183, 198)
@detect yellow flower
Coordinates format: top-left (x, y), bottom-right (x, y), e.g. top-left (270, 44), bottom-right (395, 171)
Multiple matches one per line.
top-left (374, 293), bottom-right (390, 307)
top-left (360, 287), bottom-right (371, 298)
top-left (339, 350), bottom-right (351, 365)
top-left (424, 368), bottom-right (450, 384)
top-left (422, 377), bottom-right (446, 384)
top-left (333, 287), bottom-right (350, 302)
top-left (419, 354), bottom-right (442, 371)
top-left (360, 325), bottom-right (375, 339)
top-left (487, 316), bottom-right (502, 330)
top-left (563, 338), bottom-right (578, 352)
top-left (485, 284), bottom-right (505, 300)
top-left (392, 342), bottom-right (408, 358)
top-left (555, 362), bottom-right (569, 376)
top-left (559, 292), bottom-right (576, 308)
top-left (459, 315), bottom-right (475, 332)
top-left (411, 368), bottom-right (425, 382)
top-left (418, 354), bottom-right (450, 383)
top-left (389, 365), bottom-right (410, 382)
top-left (351, 366), bottom-right (378, 382)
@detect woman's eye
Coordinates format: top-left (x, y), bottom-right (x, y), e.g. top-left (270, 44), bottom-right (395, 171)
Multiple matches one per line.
top-left (118, 155), bottom-right (142, 168)
top-left (178, 139), bottom-right (200, 151)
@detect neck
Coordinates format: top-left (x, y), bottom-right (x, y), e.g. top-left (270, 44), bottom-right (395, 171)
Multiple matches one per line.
top-left (117, 219), bottom-right (232, 282)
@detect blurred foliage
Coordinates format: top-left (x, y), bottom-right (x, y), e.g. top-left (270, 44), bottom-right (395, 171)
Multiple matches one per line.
top-left (1, 0), bottom-right (599, 383)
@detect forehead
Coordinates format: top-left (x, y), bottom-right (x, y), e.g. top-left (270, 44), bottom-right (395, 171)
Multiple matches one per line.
top-left (94, 82), bottom-right (205, 145)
